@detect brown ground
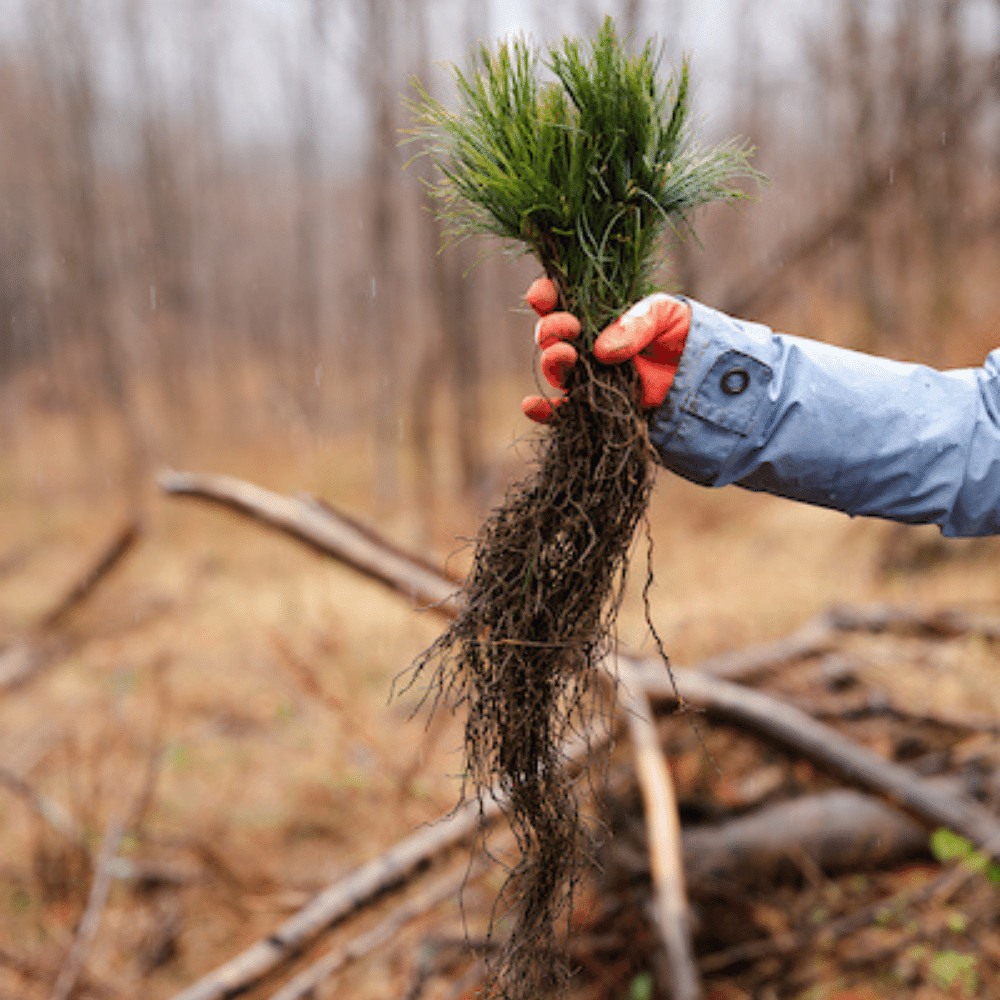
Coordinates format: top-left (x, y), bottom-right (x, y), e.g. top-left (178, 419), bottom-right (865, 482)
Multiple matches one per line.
top-left (0, 388), bottom-right (998, 999)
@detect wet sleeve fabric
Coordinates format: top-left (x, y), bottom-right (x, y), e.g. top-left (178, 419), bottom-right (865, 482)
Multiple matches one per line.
top-left (648, 300), bottom-right (1000, 537)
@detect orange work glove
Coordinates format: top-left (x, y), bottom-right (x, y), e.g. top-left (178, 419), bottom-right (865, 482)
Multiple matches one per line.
top-left (522, 277), bottom-right (691, 423)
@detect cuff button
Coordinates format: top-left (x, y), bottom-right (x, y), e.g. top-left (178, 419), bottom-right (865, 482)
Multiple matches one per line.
top-left (721, 367), bottom-right (750, 396)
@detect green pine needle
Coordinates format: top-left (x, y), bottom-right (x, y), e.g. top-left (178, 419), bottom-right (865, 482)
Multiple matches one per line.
top-left (408, 16), bottom-right (760, 346)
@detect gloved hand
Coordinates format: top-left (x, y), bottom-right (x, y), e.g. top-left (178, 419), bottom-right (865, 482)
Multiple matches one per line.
top-left (522, 277), bottom-right (691, 423)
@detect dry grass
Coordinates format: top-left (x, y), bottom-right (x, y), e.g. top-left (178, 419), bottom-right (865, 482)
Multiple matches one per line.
top-left (0, 361), bottom-right (998, 997)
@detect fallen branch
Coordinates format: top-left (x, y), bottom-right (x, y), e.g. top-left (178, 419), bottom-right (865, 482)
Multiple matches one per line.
top-left (50, 806), bottom-right (129, 1000)
top-left (617, 663), bottom-right (701, 1000)
top-left (683, 788), bottom-right (927, 893)
top-left (606, 785), bottom-right (932, 897)
top-left (168, 798), bottom-right (501, 1000)
top-left (267, 861), bottom-right (484, 1000)
top-left (0, 521), bottom-right (140, 692)
top-left (0, 766), bottom-right (78, 840)
top-left (157, 470), bottom-right (1000, 666)
top-left (828, 602), bottom-right (1000, 641)
top-left (636, 662), bottom-right (1000, 856)
top-left (157, 471), bottom-right (459, 616)
top-left (158, 471), bottom-right (838, 681)
top-left (161, 474), bottom-right (1000, 985)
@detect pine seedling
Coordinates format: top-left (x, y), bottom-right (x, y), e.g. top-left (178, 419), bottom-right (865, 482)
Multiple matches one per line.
top-left (407, 18), bottom-right (757, 999)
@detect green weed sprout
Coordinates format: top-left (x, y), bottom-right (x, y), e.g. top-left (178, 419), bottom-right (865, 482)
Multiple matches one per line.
top-left (408, 18), bottom-right (757, 1000)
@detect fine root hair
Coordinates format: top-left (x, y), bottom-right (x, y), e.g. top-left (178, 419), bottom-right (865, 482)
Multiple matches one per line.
top-left (407, 357), bottom-right (656, 999)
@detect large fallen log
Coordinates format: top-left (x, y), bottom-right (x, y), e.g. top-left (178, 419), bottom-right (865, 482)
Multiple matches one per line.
top-left (605, 785), bottom-right (931, 895)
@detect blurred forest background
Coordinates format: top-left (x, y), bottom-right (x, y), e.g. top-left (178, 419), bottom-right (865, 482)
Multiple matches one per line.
top-left (3, 0), bottom-right (1000, 523)
top-left (4, 1), bottom-right (1000, 996)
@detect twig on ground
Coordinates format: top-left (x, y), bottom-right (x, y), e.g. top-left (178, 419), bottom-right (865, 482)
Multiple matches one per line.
top-left (50, 806), bottom-right (129, 1000)
top-left (167, 798), bottom-right (502, 1000)
top-left (700, 831), bottom-right (1000, 974)
top-left (0, 521), bottom-right (140, 692)
top-left (0, 765), bottom-right (78, 840)
top-left (38, 522), bottom-right (140, 631)
top-left (618, 662), bottom-right (700, 1000)
top-left (268, 861), bottom-right (483, 1000)
top-left (828, 602), bottom-right (1000, 640)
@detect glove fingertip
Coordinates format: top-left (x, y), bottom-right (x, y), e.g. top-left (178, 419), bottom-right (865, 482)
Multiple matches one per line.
top-left (522, 395), bottom-right (555, 423)
top-left (526, 278), bottom-right (559, 316)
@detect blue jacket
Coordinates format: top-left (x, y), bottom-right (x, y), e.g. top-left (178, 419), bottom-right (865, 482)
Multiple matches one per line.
top-left (649, 301), bottom-right (1000, 537)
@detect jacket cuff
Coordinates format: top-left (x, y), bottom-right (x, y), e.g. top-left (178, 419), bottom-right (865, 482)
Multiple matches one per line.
top-left (649, 301), bottom-right (779, 485)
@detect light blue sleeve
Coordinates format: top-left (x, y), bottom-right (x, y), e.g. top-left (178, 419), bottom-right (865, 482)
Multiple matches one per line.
top-left (648, 300), bottom-right (1000, 537)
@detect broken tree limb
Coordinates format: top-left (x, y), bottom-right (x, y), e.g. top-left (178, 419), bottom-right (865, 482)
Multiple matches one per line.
top-left (634, 661), bottom-right (1000, 856)
top-left (50, 806), bottom-right (129, 1000)
top-left (682, 788), bottom-right (928, 893)
top-left (618, 662), bottom-right (701, 1000)
top-left (603, 786), bottom-right (931, 895)
top-left (828, 602), bottom-right (1000, 641)
top-left (160, 473), bottom-right (1000, 982)
top-left (158, 471), bottom-right (838, 680)
top-left (158, 470), bottom-right (1000, 666)
top-left (170, 721), bottom-right (606, 1000)
top-left (267, 860), bottom-right (485, 1000)
top-left (168, 798), bottom-right (501, 1000)
top-left (0, 766), bottom-right (78, 840)
top-left (157, 470), bottom-right (460, 617)
top-left (0, 520), bottom-right (140, 692)
top-left (161, 471), bottom-right (1000, 851)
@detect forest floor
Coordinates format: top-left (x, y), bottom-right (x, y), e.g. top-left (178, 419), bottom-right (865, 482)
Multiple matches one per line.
top-left (0, 393), bottom-right (998, 1000)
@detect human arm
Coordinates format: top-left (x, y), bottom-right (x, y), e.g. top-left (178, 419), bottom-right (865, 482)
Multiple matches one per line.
top-left (526, 279), bottom-right (1000, 538)
top-left (655, 300), bottom-right (1000, 537)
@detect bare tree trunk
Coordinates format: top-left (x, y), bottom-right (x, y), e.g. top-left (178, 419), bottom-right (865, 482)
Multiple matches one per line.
top-left (364, 0), bottom-right (401, 509)
top-left (123, 0), bottom-right (194, 432)
top-left (927, 0), bottom-right (964, 330)
top-left (406, 0), bottom-right (443, 541)
top-left (185, 0), bottom-right (223, 421)
top-left (50, 0), bottom-right (145, 510)
top-left (841, 0), bottom-right (885, 345)
top-left (292, 0), bottom-right (326, 428)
